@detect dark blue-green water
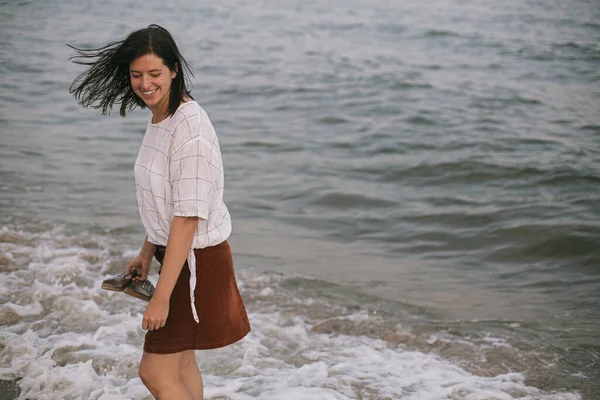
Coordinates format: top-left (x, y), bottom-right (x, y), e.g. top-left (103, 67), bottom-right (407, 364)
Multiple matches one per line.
top-left (1, 0), bottom-right (599, 398)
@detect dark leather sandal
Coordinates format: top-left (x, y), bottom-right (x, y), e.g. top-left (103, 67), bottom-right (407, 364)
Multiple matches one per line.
top-left (123, 279), bottom-right (155, 302)
top-left (101, 269), bottom-right (138, 292)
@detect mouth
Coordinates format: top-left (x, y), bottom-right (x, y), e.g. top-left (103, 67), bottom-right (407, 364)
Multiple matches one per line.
top-left (141, 88), bottom-right (158, 98)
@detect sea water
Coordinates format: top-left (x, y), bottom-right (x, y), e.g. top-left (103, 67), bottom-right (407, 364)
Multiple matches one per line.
top-left (1, 0), bottom-right (599, 398)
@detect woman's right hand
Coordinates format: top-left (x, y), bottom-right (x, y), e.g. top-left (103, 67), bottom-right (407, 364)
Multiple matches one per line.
top-left (126, 253), bottom-right (152, 281)
top-left (126, 240), bottom-right (156, 281)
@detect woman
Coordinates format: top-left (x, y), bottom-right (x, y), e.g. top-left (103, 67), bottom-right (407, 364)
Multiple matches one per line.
top-left (70, 24), bottom-right (251, 400)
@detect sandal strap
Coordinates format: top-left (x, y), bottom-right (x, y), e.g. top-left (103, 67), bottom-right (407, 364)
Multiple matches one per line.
top-left (141, 279), bottom-right (154, 294)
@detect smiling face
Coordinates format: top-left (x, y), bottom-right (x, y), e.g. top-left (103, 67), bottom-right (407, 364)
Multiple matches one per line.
top-left (129, 53), bottom-right (176, 121)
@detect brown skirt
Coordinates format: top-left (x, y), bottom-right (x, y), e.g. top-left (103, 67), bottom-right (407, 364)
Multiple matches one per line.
top-left (143, 240), bottom-right (251, 354)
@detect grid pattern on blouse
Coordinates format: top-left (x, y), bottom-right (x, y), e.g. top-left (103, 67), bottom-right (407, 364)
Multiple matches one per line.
top-left (134, 101), bottom-right (232, 250)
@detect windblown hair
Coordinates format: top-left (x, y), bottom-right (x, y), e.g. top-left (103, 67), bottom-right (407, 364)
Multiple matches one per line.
top-left (69, 24), bottom-right (194, 117)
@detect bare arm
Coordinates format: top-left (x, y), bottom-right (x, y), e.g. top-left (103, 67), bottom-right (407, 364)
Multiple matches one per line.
top-left (139, 235), bottom-right (156, 263)
top-left (142, 216), bottom-right (198, 331)
top-left (153, 216), bottom-right (199, 301)
top-left (127, 235), bottom-right (156, 280)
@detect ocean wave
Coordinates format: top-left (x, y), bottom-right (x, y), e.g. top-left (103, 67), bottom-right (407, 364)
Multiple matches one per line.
top-left (0, 225), bottom-right (586, 399)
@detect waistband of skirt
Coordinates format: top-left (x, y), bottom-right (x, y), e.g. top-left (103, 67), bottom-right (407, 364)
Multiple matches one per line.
top-left (155, 240), bottom-right (229, 255)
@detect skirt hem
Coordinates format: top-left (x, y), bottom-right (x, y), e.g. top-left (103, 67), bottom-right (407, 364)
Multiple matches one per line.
top-left (143, 328), bottom-right (251, 354)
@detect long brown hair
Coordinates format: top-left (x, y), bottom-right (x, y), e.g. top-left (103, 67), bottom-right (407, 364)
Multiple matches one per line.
top-left (69, 24), bottom-right (194, 117)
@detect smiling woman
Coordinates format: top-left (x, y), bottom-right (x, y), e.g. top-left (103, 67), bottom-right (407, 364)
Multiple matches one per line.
top-left (68, 24), bottom-right (193, 118)
top-left (129, 54), bottom-right (177, 123)
top-left (68, 24), bottom-right (251, 400)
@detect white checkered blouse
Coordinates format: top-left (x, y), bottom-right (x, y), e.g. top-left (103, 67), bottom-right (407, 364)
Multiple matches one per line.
top-left (134, 101), bottom-right (231, 322)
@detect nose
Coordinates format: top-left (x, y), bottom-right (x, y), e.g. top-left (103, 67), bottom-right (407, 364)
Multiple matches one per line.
top-left (140, 75), bottom-right (151, 90)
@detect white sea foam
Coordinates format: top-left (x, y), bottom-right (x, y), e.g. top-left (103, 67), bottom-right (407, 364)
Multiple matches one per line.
top-left (2, 302), bottom-right (44, 317)
top-left (198, 312), bottom-right (582, 400)
top-left (0, 228), bottom-right (583, 399)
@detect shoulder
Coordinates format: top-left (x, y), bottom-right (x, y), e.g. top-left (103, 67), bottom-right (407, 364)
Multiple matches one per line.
top-left (168, 101), bottom-right (213, 151)
top-left (169, 101), bottom-right (202, 131)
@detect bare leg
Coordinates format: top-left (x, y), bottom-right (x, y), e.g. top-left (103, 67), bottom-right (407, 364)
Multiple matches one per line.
top-left (180, 350), bottom-right (203, 400)
top-left (139, 351), bottom-right (194, 400)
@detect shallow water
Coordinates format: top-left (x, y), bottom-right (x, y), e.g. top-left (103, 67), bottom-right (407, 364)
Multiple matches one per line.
top-left (1, 0), bottom-right (599, 399)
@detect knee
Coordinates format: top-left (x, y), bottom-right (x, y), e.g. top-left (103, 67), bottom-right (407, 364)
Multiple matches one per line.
top-left (138, 361), bottom-right (151, 386)
top-left (138, 361), bottom-right (155, 391)
top-left (139, 359), bottom-right (176, 394)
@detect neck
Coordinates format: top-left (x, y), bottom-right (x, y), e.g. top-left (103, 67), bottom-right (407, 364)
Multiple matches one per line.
top-left (151, 108), bottom-right (168, 124)
top-left (150, 95), bottom-right (170, 124)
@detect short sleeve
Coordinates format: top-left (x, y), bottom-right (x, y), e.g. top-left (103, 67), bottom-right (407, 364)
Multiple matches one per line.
top-left (170, 137), bottom-right (212, 219)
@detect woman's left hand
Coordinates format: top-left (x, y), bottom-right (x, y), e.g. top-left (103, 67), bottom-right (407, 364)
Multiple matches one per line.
top-left (142, 298), bottom-right (169, 331)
